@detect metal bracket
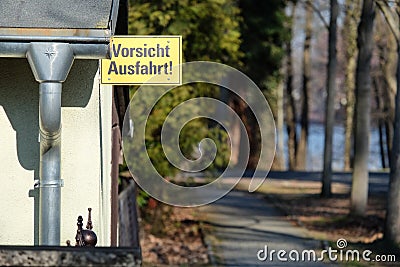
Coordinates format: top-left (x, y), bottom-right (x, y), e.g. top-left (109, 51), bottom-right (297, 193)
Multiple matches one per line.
top-left (38, 180), bottom-right (64, 188)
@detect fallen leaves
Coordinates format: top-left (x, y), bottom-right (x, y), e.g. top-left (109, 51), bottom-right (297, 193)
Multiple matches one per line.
top-left (140, 200), bottom-right (209, 265)
top-left (270, 193), bottom-right (386, 243)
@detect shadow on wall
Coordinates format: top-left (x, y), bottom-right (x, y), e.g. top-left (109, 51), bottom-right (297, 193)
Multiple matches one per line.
top-left (0, 58), bottom-right (99, 244)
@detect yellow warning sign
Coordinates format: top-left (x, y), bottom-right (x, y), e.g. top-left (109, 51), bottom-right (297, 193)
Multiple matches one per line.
top-left (101, 36), bottom-right (182, 85)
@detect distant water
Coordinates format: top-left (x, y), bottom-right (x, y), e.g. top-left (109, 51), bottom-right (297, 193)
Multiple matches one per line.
top-left (280, 123), bottom-right (386, 171)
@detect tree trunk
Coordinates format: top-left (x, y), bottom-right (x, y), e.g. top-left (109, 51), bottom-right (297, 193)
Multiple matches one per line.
top-left (343, 0), bottom-right (361, 171)
top-left (374, 10), bottom-right (398, 170)
top-left (376, 0), bottom-right (399, 169)
top-left (274, 72), bottom-right (285, 170)
top-left (285, 2), bottom-right (297, 170)
top-left (322, 0), bottom-right (339, 198)
top-left (385, 1), bottom-right (400, 247)
top-left (373, 77), bottom-right (387, 168)
top-left (386, 120), bottom-right (394, 167)
top-left (230, 111), bottom-right (241, 166)
top-left (296, 0), bottom-right (312, 171)
top-left (351, 0), bottom-right (375, 217)
top-left (386, 47), bottom-right (400, 245)
top-left (382, 23), bottom-right (398, 169)
top-left (379, 122), bottom-right (387, 168)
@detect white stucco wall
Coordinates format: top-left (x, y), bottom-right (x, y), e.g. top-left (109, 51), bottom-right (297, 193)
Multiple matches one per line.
top-left (0, 58), bottom-right (112, 246)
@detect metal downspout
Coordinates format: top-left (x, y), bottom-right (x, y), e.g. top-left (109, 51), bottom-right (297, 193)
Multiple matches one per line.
top-left (0, 40), bottom-right (108, 245)
top-left (27, 43), bottom-right (74, 245)
top-left (38, 82), bottom-right (63, 245)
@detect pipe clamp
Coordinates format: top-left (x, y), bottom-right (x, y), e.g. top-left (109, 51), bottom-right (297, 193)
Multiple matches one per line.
top-left (38, 179), bottom-right (64, 188)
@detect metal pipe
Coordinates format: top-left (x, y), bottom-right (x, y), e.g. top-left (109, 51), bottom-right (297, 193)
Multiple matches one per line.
top-left (0, 43), bottom-right (109, 59)
top-left (71, 44), bottom-right (110, 59)
top-left (27, 43), bottom-right (75, 245)
top-left (0, 35), bottom-right (109, 44)
top-left (0, 40), bottom-right (108, 245)
top-left (0, 42), bottom-right (29, 57)
top-left (39, 82), bottom-right (62, 245)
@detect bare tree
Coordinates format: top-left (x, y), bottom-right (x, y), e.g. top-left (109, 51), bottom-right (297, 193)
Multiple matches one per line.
top-left (351, 0), bottom-right (375, 216)
top-left (375, 0), bottom-right (398, 169)
top-left (343, 0), bottom-right (361, 171)
top-left (274, 70), bottom-right (285, 170)
top-left (296, 0), bottom-right (313, 170)
top-left (374, 10), bottom-right (397, 169)
top-left (376, 0), bottom-right (400, 246)
top-left (285, 1), bottom-right (298, 170)
top-left (321, 0), bottom-right (339, 197)
top-left (386, 35), bottom-right (400, 244)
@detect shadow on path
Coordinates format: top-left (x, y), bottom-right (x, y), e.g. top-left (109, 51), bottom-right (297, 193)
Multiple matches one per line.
top-left (199, 190), bottom-right (335, 266)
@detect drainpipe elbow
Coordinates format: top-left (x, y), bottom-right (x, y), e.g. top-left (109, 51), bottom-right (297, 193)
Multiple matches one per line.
top-left (39, 82), bottom-right (62, 137)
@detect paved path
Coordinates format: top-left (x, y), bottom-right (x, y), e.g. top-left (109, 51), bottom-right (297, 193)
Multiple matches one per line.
top-left (199, 190), bottom-right (333, 266)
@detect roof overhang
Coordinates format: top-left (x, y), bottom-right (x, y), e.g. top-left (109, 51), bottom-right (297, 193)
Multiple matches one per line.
top-left (0, 0), bottom-right (119, 43)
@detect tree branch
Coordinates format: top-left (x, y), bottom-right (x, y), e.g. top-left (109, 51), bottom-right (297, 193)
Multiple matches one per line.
top-left (299, 0), bottom-right (329, 30)
top-left (376, 0), bottom-right (399, 45)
